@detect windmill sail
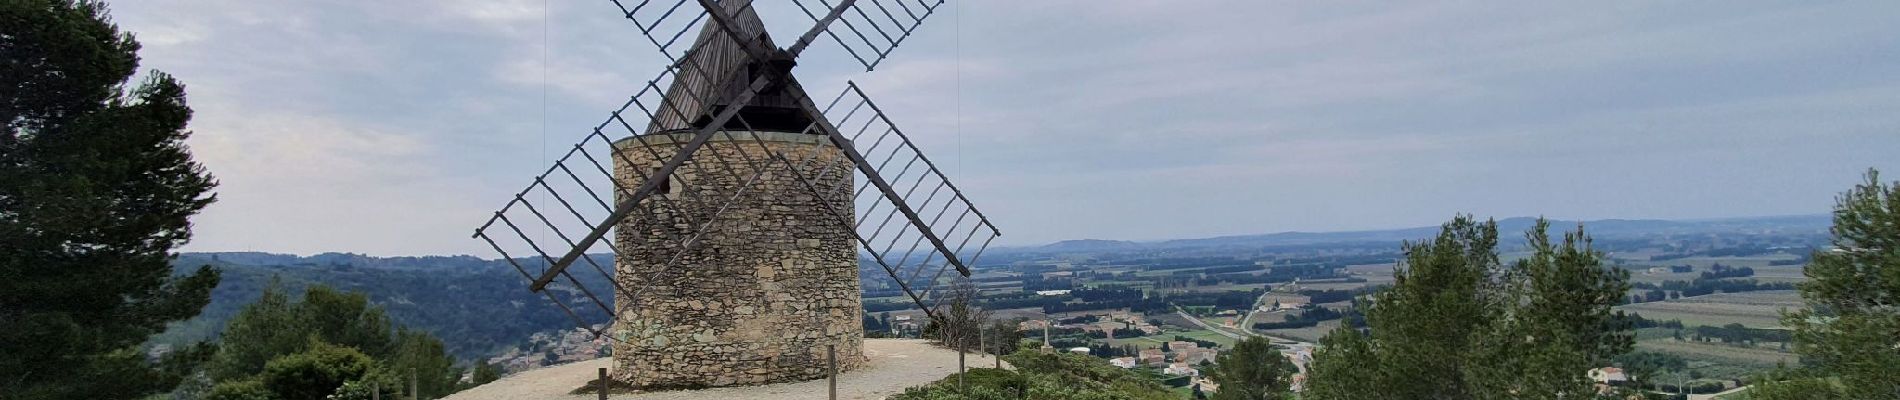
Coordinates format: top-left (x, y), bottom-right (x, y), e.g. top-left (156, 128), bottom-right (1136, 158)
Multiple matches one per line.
top-left (474, 0), bottom-right (993, 345)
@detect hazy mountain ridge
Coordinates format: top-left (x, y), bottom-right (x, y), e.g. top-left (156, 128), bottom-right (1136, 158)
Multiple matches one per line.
top-left (1010, 214), bottom-right (1831, 253)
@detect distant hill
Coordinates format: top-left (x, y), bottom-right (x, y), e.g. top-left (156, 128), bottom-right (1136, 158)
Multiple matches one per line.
top-left (1038, 239), bottom-right (1144, 252)
top-left (1008, 214), bottom-right (1832, 253)
top-left (157, 253), bottom-right (616, 363)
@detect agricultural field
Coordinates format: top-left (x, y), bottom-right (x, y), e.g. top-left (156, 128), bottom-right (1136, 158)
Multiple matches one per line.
top-left (1617, 291), bottom-right (1800, 329)
top-left (1261, 320), bottom-right (1341, 342)
top-left (1170, 329), bottom-right (1239, 348)
top-left (1293, 280), bottom-right (1377, 292)
top-left (1635, 338), bottom-right (1796, 366)
top-left (1341, 264), bottom-right (1396, 286)
top-left (1748, 264), bottom-right (1809, 284)
top-left (1626, 255), bottom-right (1807, 285)
top-left (1153, 283), bottom-right (1267, 294)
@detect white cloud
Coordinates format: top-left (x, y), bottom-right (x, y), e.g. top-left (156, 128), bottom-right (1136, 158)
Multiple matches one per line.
top-left (97, 1), bottom-right (1900, 253)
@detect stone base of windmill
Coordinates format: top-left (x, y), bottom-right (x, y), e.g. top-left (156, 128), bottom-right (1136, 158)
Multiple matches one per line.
top-left (442, 339), bottom-right (1009, 400)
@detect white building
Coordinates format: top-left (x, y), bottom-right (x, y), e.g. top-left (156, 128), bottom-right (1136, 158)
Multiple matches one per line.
top-left (1109, 357), bottom-right (1138, 369)
top-left (1163, 362), bottom-right (1199, 377)
top-left (1588, 367), bottom-right (1628, 384)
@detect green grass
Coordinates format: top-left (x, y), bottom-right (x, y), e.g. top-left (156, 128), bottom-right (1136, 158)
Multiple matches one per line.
top-left (1104, 336), bottom-right (1167, 349)
top-left (1169, 329), bottom-right (1238, 349)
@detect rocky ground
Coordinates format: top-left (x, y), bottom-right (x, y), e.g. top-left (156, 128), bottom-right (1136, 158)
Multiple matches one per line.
top-left (444, 339), bottom-right (1008, 400)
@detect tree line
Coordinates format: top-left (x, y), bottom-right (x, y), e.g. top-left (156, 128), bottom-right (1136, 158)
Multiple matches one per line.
top-left (0, 4), bottom-right (503, 398)
top-left (1216, 171), bottom-right (1900, 399)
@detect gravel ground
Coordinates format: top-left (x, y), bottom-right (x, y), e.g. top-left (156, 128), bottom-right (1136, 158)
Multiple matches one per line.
top-left (445, 339), bottom-right (1008, 400)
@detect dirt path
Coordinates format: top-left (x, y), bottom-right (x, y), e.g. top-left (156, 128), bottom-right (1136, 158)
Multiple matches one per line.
top-left (445, 339), bottom-right (1006, 400)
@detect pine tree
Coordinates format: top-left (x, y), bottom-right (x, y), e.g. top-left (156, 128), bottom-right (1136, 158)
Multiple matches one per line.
top-left (386, 327), bottom-right (462, 398)
top-left (0, 1), bottom-right (220, 398)
top-left (1304, 216), bottom-right (1634, 399)
top-left (1371, 216), bottom-right (1500, 400)
top-left (211, 283), bottom-right (466, 398)
top-left (1756, 169), bottom-right (1900, 398)
top-left (1305, 323), bottom-right (1376, 400)
top-left (210, 283), bottom-right (397, 381)
top-left (469, 361), bottom-right (502, 387)
top-left (1206, 336), bottom-right (1293, 400)
top-left (1469, 219), bottom-right (1632, 399)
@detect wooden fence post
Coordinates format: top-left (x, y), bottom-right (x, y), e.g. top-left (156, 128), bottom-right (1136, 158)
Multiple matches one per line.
top-left (598, 367), bottom-right (609, 400)
top-left (828, 344), bottom-right (838, 400)
top-left (957, 342), bottom-right (966, 393)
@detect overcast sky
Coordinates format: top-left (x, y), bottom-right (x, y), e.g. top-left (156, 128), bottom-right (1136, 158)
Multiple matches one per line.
top-left (109, 2), bottom-right (1899, 256)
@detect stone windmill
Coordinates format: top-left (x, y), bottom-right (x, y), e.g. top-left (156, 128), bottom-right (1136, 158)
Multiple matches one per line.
top-left (472, 0), bottom-right (998, 388)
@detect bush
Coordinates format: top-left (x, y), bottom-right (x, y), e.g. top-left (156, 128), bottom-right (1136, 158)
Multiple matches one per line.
top-left (890, 351), bottom-right (1175, 400)
top-left (323, 379), bottom-right (402, 400)
top-left (204, 379), bottom-right (275, 400)
top-left (260, 342), bottom-right (374, 400)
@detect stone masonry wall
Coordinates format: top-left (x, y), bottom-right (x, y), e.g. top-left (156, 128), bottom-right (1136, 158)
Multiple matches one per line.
top-left (608, 130), bottom-right (863, 388)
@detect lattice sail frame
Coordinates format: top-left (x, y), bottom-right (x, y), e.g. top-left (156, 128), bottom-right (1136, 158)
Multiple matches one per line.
top-left (473, 0), bottom-right (995, 339)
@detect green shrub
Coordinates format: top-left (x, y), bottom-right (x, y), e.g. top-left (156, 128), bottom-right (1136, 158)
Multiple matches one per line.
top-left (323, 378), bottom-right (401, 400)
top-left (204, 379), bottom-right (275, 400)
top-left (260, 342), bottom-right (374, 400)
top-left (891, 351), bottom-right (1174, 400)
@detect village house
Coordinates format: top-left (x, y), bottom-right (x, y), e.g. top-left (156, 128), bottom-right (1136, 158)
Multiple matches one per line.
top-left (1265, 292), bottom-right (1312, 310)
top-left (1163, 362), bottom-right (1199, 377)
top-left (1176, 348), bottom-right (1218, 365)
top-left (1138, 348), bottom-right (1166, 365)
top-left (1588, 367), bottom-right (1628, 384)
top-left (1192, 376), bottom-right (1220, 394)
top-left (1109, 357), bottom-right (1138, 369)
top-left (1166, 341), bottom-right (1199, 352)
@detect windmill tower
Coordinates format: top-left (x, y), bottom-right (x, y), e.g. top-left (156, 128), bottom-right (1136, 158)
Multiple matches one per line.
top-left (607, 1), bottom-right (859, 387)
top-left (472, 0), bottom-right (998, 389)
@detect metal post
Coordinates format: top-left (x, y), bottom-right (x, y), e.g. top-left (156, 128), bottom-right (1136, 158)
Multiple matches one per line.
top-left (371, 382), bottom-right (379, 400)
top-left (827, 344), bottom-right (838, 400)
top-left (409, 368), bottom-right (417, 400)
top-left (598, 367), bottom-right (609, 400)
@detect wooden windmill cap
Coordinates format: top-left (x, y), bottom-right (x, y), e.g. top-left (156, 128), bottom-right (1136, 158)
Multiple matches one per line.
top-left (646, 0), bottom-right (818, 135)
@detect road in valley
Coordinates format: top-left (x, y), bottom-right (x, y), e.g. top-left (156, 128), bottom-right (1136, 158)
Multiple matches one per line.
top-left (1174, 306), bottom-right (1244, 340)
top-left (1173, 301), bottom-right (1317, 376)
